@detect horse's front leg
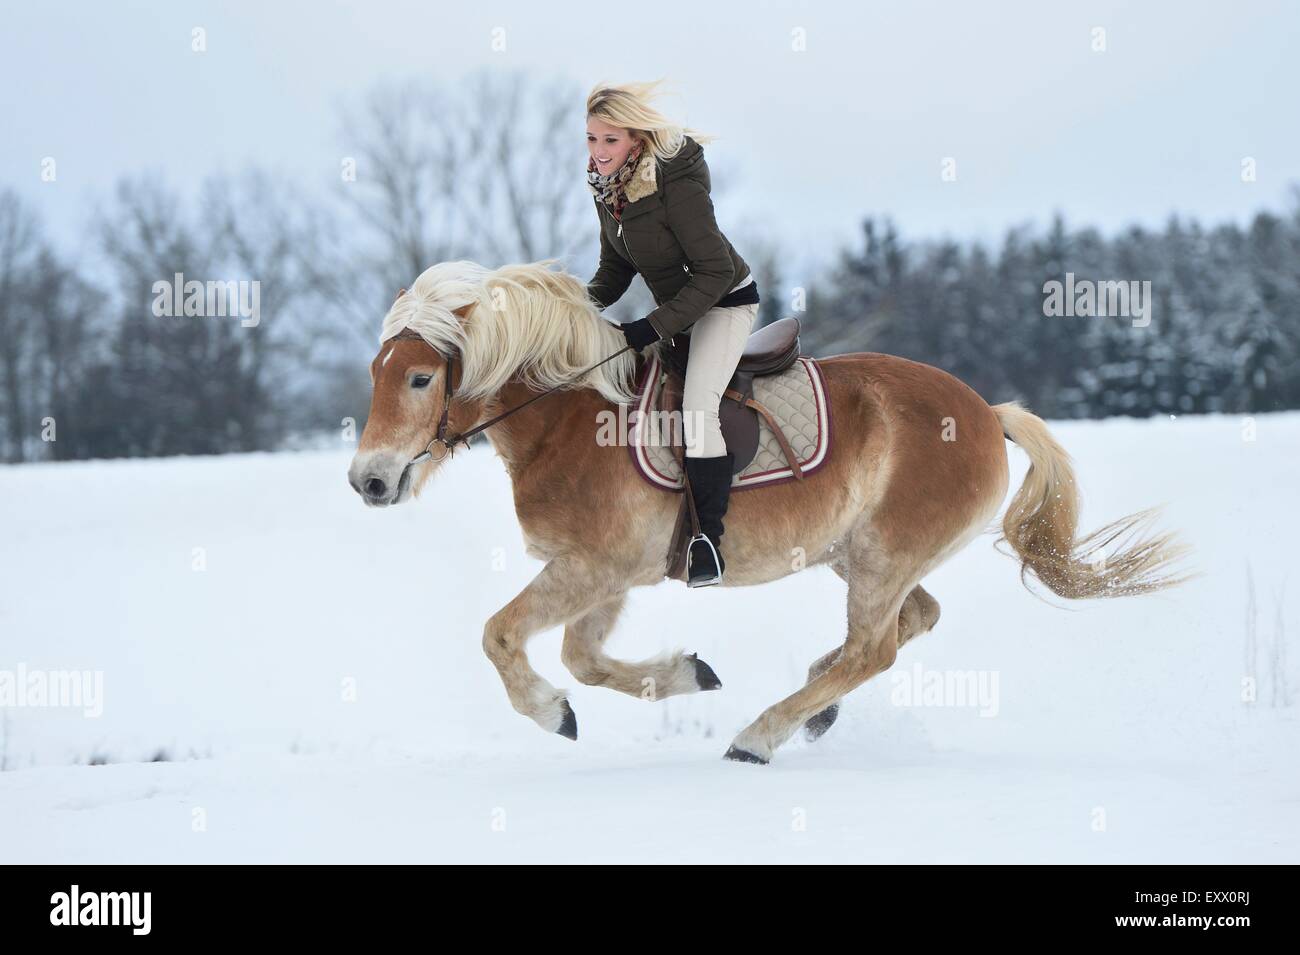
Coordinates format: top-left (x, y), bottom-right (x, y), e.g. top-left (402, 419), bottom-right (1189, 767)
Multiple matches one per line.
top-left (481, 556), bottom-right (621, 740)
top-left (560, 595), bottom-right (723, 700)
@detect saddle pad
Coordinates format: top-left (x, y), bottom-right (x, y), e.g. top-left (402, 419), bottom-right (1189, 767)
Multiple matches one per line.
top-left (628, 352), bottom-right (832, 492)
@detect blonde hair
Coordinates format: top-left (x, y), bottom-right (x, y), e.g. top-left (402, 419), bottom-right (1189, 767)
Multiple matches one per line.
top-left (379, 260), bottom-right (641, 407)
top-left (586, 79), bottom-right (714, 163)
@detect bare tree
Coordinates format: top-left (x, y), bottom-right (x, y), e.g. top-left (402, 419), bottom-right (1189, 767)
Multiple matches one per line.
top-left (87, 176), bottom-right (278, 456)
top-left (325, 70), bottom-right (599, 345)
top-left (0, 191), bottom-right (42, 460)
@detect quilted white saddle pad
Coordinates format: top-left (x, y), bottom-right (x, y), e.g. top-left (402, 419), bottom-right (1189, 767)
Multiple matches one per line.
top-left (627, 351), bottom-right (832, 492)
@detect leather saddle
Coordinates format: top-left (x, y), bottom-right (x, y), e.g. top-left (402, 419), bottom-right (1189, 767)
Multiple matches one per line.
top-left (656, 316), bottom-right (803, 474)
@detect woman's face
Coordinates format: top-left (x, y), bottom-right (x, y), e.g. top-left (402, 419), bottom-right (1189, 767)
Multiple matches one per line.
top-left (587, 117), bottom-right (639, 174)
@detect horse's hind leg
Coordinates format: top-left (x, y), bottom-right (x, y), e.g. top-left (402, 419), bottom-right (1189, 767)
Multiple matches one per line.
top-left (803, 582), bottom-right (941, 741)
top-left (801, 647), bottom-right (843, 741)
top-left (897, 583), bottom-right (941, 648)
top-left (831, 558), bottom-right (942, 648)
top-left (561, 595), bottom-right (723, 700)
top-left (726, 536), bottom-right (919, 764)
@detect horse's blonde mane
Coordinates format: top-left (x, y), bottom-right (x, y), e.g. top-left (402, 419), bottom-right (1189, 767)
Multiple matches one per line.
top-left (379, 259), bottom-right (640, 406)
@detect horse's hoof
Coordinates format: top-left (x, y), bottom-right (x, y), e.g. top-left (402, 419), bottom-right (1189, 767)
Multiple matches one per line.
top-left (687, 652), bottom-right (723, 691)
top-left (804, 703), bottom-right (840, 741)
top-left (723, 745), bottom-right (768, 765)
top-left (556, 700), bottom-right (578, 740)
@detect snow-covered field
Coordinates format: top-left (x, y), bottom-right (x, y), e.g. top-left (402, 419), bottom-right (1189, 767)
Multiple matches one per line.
top-left (1, 412), bottom-right (1296, 863)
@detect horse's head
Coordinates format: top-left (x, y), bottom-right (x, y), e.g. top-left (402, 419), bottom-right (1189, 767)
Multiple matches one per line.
top-left (348, 261), bottom-right (641, 507)
top-left (347, 302), bottom-right (479, 507)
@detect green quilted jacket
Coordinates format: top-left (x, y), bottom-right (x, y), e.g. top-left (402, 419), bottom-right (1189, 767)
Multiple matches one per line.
top-left (586, 135), bottom-right (752, 339)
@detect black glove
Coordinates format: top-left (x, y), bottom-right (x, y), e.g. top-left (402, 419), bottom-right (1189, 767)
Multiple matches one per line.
top-left (620, 318), bottom-right (660, 351)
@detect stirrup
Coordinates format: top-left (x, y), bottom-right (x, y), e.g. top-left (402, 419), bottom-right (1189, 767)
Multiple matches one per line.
top-left (686, 533), bottom-right (722, 588)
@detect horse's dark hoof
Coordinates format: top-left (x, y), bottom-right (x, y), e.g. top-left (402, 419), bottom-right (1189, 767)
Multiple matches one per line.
top-left (556, 700), bottom-right (578, 740)
top-left (723, 745), bottom-right (768, 765)
top-left (804, 703), bottom-right (840, 741)
top-left (687, 652), bottom-right (723, 691)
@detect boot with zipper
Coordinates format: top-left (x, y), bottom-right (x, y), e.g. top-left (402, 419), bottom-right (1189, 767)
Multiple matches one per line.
top-left (684, 452), bottom-right (735, 587)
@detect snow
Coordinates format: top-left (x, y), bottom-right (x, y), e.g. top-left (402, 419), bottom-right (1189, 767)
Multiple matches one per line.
top-left (1, 412), bottom-right (1297, 863)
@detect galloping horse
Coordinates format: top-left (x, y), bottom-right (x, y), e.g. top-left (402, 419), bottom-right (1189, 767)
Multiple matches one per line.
top-left (348, 260), bottom-right (1187, 764)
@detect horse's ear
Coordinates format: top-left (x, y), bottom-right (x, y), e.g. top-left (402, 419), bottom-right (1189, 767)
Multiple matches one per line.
top-left (394, 287), bottom-right (408, 303)
top-left (453, 302), bottom-right (475, 319)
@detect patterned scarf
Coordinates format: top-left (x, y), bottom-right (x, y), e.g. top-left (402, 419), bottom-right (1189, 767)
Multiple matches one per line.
top-left (586, 142), bottom-right (645, 220)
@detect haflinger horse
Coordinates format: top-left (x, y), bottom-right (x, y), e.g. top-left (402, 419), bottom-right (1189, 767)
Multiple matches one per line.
top-left (348, 260), bottom-right (1188, 765)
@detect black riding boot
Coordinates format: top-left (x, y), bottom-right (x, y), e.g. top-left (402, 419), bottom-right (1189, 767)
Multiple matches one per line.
top-left (684, 452), bottom-right (735, 587)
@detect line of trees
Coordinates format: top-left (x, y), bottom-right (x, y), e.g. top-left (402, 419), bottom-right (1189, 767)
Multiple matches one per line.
top-left (801, 207), bottom-right (1300, 419)
top-left (1, 71), bottom-right (1297, 463)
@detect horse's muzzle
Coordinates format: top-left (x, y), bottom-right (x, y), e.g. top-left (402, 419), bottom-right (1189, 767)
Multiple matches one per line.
top-left (348, 453), bottom-right (413, 507)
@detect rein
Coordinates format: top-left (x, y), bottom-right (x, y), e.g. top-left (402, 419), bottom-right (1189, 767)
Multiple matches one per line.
top-left (408, 342), bottom-right (635, 467)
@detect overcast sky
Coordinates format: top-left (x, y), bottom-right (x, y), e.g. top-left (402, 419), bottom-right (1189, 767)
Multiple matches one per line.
top-left (4, 0), bottom-right (1298, 275)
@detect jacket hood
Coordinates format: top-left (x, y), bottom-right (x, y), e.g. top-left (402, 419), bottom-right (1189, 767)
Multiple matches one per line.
top-left (624, 135), bottom-right (704, 203)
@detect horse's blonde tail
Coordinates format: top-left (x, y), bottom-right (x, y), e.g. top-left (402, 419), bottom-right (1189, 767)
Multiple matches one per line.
top-left (993, 401), bottom-right (1191, 599)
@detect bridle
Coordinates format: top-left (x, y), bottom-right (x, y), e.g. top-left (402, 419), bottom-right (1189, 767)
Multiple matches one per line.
top-left (406, 341), bottom-right (635, 468)
top-left (407, 349), bottom-right (466, 466)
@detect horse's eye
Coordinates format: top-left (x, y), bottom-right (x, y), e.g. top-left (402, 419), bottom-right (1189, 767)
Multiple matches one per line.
top-left (411, 375), bottom-right (432, 389)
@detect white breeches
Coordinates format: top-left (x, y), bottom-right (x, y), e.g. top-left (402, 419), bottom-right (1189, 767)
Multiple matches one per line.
top-left (681, 300), bottom-right (760, 459)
